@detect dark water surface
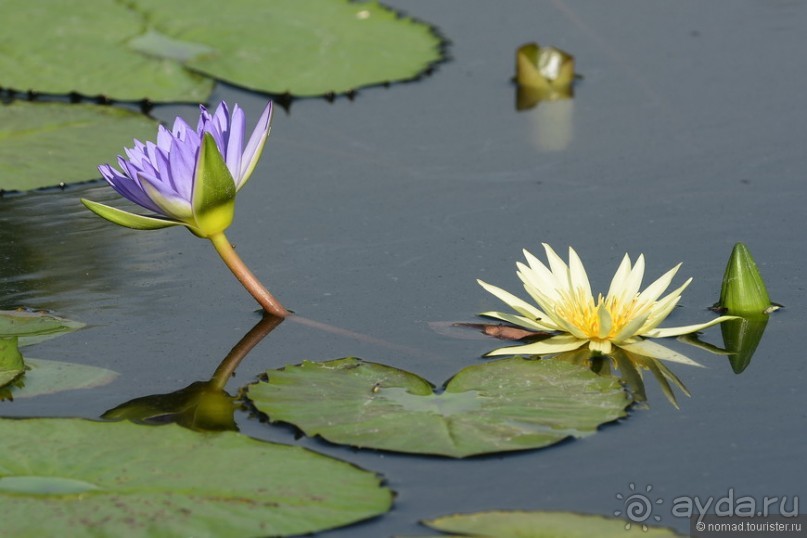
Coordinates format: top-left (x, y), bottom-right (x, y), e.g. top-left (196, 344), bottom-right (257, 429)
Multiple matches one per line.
top-left (2, 1), bottom-right (806, 536)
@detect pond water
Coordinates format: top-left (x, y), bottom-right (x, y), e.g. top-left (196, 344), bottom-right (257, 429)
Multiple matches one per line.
top-left (2, 1), bottom-right (806, 536)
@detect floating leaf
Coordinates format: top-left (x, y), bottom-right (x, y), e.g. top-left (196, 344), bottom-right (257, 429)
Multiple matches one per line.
top-left (401, 510), bottom-right (684, 537)
top-left (0, 418), bottom-right (392, 537)
top-left (0, 308), bottom-right (85, 346)
top-left (0, 0), bottom-right (212, 101)
top-left (1, 358), bottom-right (119, 400)
top-left (130, 0), bottom-right (444, 96)
top-left (245, 357), bottom-right (631, 458)
top-left (0, 0), bottom-right (441, 101)
top-left (0, 102), bottom-right (160, 191)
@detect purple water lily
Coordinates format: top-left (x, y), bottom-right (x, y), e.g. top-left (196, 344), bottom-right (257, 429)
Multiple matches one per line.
top-left (89, 101), bottom-right (272, 234)
top-left (82, 102), bottom-right (287, 317)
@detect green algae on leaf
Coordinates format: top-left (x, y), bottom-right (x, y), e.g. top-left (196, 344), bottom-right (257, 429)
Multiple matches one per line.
top-left (0, 418), bottom-right (392, 537)
top-left (0, 102), bottom-right (160, 191)
top-left (129, 0), bottom-right (444, 96)
top-left (245, 357), bottom-right (631, 458)
top-left (401, 510), bottom-right (685, 537)
top-left (0, 0), bottom-right (212, 102)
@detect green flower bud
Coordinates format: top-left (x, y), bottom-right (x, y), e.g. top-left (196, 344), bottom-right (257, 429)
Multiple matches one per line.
top-left (716, 243), bottom-right (779, 315)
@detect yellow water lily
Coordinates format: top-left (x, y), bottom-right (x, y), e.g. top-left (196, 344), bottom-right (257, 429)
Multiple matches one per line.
top-left (478, 244), bottom-right (737, 362)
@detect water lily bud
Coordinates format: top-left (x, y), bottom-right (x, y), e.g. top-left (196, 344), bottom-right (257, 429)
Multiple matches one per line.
top-left (515, 43), bottom-right (575, 110)
top-left (716, 243), bottom-right (778, 315)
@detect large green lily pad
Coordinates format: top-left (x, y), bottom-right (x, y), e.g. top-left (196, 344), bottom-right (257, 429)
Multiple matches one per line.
top-left (0, 0), bottom-right (212, 102)
top-left (0, 102), bottom-right (159, 191)
top-left (0, 0), bottom-right (442, 101)
top-left (245, 357), bottom-right (631, 458)
top-left (0, 418), bottom-right (392, 537)
top-left (131, 0), bottom-right (444, 96)
top-left (401, 510), bottom-right (684, 537)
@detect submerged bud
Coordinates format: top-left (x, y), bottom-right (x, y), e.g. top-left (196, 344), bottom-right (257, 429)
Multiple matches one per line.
top-left (716, 243), bottom-right (779, 315)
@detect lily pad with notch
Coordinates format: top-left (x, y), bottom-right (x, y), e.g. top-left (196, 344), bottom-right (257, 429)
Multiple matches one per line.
top-left (244, 357), bottom-right (632, 458)
top-left (0, 0), bottom-right (212, 102)
top-left (0, 418), bottom-right (393, 537)
top-left (130, 0), bottom-right (445, 97)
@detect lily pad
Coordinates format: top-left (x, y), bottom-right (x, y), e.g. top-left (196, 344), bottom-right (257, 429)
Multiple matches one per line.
top-left (0, 418), bottom-right (393, 537)
top-left (0, 308), bottom-right (85, 346)
top-left (245, 357), bottom-right (631, 458)
top-left (0, 0), bottom-right (441, 101)
top-left (1, 358), bottom-right (119, 400)
top-left (402, 510), bottom-right (684, 537)
top-left (0, 0), bottom-right (212, 102)
top-left (0, 102), bottom-right (159, 191)
top-left (130, 0), bottom-right (444, 96)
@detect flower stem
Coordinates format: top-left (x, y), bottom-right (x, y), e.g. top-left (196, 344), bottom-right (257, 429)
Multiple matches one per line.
top-left (209, 313), bottom-right (284, 390)
top-left (208, 232), bottom-right (289, 318)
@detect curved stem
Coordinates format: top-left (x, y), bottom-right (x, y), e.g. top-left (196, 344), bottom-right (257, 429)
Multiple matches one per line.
top-left (209, 232), bottom-right (289, 318)
top-left (209, 313), bottom-right (284, 390)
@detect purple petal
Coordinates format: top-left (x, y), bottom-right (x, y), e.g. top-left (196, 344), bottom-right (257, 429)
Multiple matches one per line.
top-left (172, 117), bottom-right (193, 141)
top-left (238, 102), bottom-right (272, 186)
top-left (225, 105), bottom-right (245, 181)
top-left (197, 105), bottom-right (211, 132)
top-left (167, 136), bottom-right (196, 200)
top-left (99, 163), bottom-right (163, 214)
top-left (211, 102), bottom-right (230, 134)
top-left (156, 125), bottom-right (173, 151)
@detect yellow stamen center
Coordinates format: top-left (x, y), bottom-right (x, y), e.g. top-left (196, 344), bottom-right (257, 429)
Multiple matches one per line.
top-left (554, 288), bottom-right (649, 343)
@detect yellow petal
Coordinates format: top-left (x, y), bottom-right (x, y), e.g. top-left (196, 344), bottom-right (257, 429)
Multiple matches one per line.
top-left (485, 334), bottom-right (586, 357)
top-left (643, 315), bottom-right (739, 339)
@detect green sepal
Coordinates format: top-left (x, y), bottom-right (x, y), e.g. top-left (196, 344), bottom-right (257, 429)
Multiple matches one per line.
top-left (191, 133), bottom-right (236, 238)
top-left (81, 198), bottom-right (182, 231)
top-left (716, 243), bottom-right (776, 315)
